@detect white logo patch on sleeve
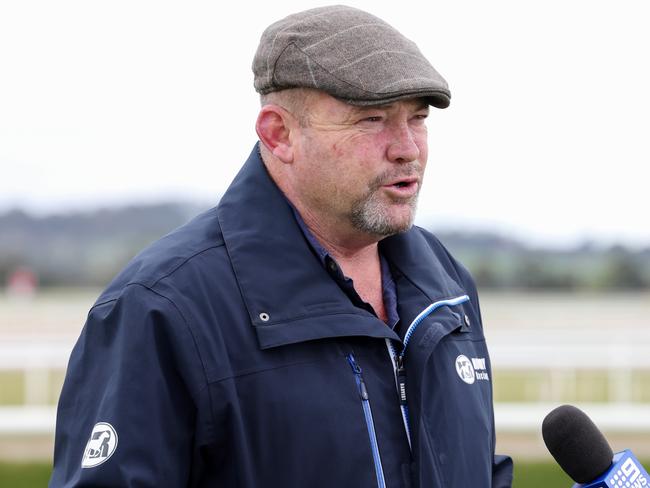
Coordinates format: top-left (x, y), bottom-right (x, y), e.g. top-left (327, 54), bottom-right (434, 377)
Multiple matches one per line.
top-left (455, 355), bottom-right (476, 384)
top-left (81, 422), bottom-right (118, 468)
top-left (455, 355), bottom-right (490, 384)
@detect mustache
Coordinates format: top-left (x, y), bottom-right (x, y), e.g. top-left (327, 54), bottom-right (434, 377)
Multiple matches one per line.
top-left (369, 163), bottom-right (423, 189)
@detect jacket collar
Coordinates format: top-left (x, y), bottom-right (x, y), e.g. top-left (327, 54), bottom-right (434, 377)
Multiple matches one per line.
top-left (217, 144), bottom-right (465, 349)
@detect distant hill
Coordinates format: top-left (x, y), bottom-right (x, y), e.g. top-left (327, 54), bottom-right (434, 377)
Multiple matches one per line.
top-left (435, 231), bottom-right (650, 290)
top-left (1, 202), bottom-right (648, 290)
top-left (0, 202), bottom-right (208, 287)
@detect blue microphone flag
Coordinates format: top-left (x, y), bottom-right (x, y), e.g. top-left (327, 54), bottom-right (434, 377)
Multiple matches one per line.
top-left (573, 450), bottom-right (649, 488)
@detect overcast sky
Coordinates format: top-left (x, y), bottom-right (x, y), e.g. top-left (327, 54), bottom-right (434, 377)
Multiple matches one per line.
top-left (1, 0), bottom-right (648, 247)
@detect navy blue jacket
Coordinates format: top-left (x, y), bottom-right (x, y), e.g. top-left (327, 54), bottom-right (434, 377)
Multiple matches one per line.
top-left (50, 145), bottom-right (513, 487)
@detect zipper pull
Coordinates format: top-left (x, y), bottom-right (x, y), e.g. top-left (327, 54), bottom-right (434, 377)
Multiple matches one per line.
top-left (358, 376), bottom-right (369, 401)
top-left (347, 353), bottom-right (369, 401)
top-left (396, 355), bottom-right (407, 405)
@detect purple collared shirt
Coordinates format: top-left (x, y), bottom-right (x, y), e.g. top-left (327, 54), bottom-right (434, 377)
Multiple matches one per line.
top-left (290, 205), bottom-right (400, 329)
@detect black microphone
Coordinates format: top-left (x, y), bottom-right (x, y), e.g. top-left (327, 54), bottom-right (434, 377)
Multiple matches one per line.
top-left (542, 404), bottom-right (649, 487)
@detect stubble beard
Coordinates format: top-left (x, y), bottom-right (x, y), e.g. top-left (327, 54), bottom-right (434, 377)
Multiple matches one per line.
top-left (349, 172), bottom-right (421, 237)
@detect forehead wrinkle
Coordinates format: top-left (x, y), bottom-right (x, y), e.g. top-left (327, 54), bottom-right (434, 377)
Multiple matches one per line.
top-left (307, 109), bottom-right (355, 129)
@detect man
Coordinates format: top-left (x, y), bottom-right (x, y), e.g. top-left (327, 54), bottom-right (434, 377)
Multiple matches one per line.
top-left (50, 6), bottom-right (512, 487)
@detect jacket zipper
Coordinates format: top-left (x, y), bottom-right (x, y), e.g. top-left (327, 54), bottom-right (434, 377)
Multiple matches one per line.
top-left (385, 295), bottom-right (470, 451)
top-left (347, 353), bottom-right (387, 488)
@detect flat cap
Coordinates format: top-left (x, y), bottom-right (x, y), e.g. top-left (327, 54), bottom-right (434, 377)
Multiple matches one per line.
top-left (253, 5), bottom-right (451, 108)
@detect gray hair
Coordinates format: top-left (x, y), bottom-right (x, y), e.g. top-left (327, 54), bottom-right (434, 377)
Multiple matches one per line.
top-left (259, 88), bottom-right (317, 127)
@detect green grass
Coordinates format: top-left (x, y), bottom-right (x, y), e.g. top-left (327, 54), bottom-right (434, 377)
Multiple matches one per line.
top-left (6, 461), bottom-right (649, 487)
top-left (0, 462), bottom-right (52, 488)
top-left (514, 460), bottom-right (573, 487)
top-left (0, 372), bottom-right (24, 405)
top-left (492, 370), bottom-right (650, 403)
top-left (0, 371), bottom-right (65, 406)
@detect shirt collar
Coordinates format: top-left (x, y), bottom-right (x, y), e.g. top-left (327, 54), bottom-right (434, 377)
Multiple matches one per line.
top-left (289, 202), bottom-right (400, 328)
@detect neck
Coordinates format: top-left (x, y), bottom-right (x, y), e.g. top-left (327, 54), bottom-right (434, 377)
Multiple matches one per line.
top-left (294, 201), bottom-right (382, 263)
top-left (299, 206), bottom-right (388, 323)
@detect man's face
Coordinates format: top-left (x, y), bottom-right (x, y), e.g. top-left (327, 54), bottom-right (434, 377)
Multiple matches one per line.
top-left (291, 92), bottom-right (429, 238)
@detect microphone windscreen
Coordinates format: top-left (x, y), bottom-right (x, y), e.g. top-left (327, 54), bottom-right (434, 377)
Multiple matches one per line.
top-left (542, 404), bottom-right (614, 483)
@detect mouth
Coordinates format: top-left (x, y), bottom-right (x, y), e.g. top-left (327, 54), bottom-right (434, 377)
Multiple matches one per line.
top-left (381, 177), bottom-right (419, 196)
top-left (384, 176), bottom-right (418, 188)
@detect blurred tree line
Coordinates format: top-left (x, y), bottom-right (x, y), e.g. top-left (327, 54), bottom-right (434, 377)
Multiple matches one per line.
top-left (0, 203), bottom-right (202, 287)
top-left (1, 204), bottom-right (649, 290)
top-left (440, 232), bottom-right (650, 290)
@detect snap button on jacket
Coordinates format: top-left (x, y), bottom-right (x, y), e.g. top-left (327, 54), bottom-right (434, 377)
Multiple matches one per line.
top-left (50, 145), bottom-right (513, 487)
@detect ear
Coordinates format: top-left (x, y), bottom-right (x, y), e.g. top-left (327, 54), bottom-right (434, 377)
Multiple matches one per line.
top-left (256, 105), bottom-right (296, 164)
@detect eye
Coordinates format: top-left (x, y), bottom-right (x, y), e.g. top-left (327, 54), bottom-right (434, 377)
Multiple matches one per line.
top-left (362, 116), bottom-right (383, 123)
top-left (410, 113), bottom-right (429, 126)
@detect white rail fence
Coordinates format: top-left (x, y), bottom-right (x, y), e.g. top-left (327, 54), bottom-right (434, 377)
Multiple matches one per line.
top-left (1, 334), bottom-right (650, 434)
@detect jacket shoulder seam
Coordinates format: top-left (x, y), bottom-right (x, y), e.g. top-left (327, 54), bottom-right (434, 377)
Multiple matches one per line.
top-left (133, 282), bottom-right (218, 444)
top-left (123, 282), bottom-right (215, 433)
top-left (124, 282), bottom-right (210, 381)
top-left (87, 283), bottom-right (216, 443)
top-left (149, 242), bottom-right (226, 287)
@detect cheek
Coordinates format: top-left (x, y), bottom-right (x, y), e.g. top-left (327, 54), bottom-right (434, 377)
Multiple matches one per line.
top-left (331, 132), bottom-right (365, 159)
top-left (419, 141), bottom-right (428, 165)
top-left (414, 131), bottom-right (428, 164)
top-left (332, 133), bottom-right (386, 169)
top-left (419, 125), bottom-right (429, 144)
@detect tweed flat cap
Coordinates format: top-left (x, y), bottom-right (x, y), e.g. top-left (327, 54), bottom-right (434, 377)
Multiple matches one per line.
top-left (253, 5), bottom-right (450, 108)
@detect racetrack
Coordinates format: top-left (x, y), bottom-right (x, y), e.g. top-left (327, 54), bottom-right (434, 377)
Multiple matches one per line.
top-left (1, 288), bottom-right (649, 460)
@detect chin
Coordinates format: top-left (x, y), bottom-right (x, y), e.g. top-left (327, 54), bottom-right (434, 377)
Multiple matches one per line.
top-left (358, 214), bottom-right (415, 237)
top-left (385, 207), bottom-right (417, 232)
top-left (350, 196), bottom-right (418, 237)
top-left (386, 219), bottom-right (415, 235)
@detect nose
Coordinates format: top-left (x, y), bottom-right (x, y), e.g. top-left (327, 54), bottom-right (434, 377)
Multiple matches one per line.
top-left (386, 123), bottom-right (420, 164)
